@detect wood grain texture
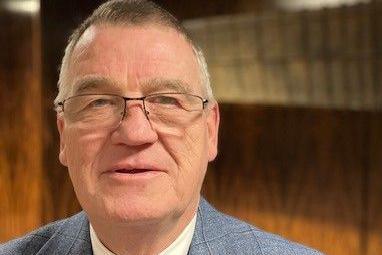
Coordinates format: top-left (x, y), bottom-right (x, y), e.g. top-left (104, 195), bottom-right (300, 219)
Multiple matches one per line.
top-left (367, 112), bottom-right (382, 255)
top-left (40, 0), bottom-right (100, 224)
top-left (366, 2), bottom-right (382, 253)
top-left (2, 2), bottom-right (382, 255)
top-left (202, 104), bottom-right (382, 255)
top-left (0, 8), bottom-right (42, 241)
top-left (184, 2), bottom-right (382, 110)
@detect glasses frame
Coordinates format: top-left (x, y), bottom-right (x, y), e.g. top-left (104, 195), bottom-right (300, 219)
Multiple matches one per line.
top-left (55, 92), bottom-right (209, 121)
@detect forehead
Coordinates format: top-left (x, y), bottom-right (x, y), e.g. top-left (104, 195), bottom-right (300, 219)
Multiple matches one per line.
top-left (67, 23), bottom-right (202, 95)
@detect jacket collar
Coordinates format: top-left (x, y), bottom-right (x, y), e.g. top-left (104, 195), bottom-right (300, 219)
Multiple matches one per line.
top-left (36, 197), bottom-right (219, 255)
top-left (36, 212), bottom-right (92, 255)
top-left (188, 197), bottom-right (222, 254)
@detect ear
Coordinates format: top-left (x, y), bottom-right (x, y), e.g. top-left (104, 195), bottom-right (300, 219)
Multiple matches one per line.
top-left (57, 115), bottom-right (68, 166)
top-left (206, 102), bottom-right (220, 162)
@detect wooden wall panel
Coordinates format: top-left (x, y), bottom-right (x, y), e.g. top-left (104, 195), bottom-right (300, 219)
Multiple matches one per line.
top-left (184, 2), bottom-right (382, 110)
top-left (0, 8), bottom-right (42, 241)
top-left (1, 2), bottom-right (381, 255)
top-left (155, 0), bottom-right (270, 19)
top-left (40, 0), bottom-right (103, 224)
top-left (202, 104), bottom-right (382, 255)
top-left (367, 113), bottom-right (382, 255)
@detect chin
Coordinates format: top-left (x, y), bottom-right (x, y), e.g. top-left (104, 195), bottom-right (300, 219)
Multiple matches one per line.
top-left (93, 194), bottom-right (181, 225)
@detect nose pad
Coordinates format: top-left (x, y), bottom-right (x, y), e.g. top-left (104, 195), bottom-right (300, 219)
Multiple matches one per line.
top-left (144, 109), bottom-right (150, 119)
top-left (120, 100), bottom-right (152, 124)
top-left (111, 100), bottom-right (158, 145)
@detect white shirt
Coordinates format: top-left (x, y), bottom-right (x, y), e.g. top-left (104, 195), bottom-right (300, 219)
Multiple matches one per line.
top-left (90, 215), bottom-right (197, 255)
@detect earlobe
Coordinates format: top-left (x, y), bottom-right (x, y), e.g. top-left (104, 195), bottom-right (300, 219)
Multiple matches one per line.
top-left (207, 102), bottom-right (220, 161)
top-left (57, 116), bottom-right (68, 166)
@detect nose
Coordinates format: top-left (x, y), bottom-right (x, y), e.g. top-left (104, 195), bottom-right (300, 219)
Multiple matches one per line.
top-left (110, 101), bottom-right (158, 146)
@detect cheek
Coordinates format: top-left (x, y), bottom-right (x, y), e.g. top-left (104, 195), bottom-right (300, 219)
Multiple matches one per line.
top-left (157, 122), bottom-right (209, 185)
top-left (183, 129), bottom-right (208, 167)
top-left (178, 127), bottom-right (209, 199)
top-left (64, 127), bottom-right (109, 184)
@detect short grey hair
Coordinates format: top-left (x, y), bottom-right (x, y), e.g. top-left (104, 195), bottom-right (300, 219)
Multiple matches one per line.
top-left (55, 0), bottom-right (213, 105)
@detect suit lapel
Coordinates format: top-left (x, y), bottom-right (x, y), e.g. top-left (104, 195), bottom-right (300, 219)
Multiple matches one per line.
top-left (188, 198), bottom-right (212, 255)
top-left (34, 199), bottom-right (215, 255)
top-left (36, 212), bottom-right (93, 255)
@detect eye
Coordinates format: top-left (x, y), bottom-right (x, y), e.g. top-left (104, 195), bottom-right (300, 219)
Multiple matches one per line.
top-left (149, 95), bottom-right (180, 105)
top-left (87, 97), bottom-right (114, 108)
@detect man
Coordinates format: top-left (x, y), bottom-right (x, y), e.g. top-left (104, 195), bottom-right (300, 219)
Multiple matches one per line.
top-left (1, 0), bottom-right (323, 254)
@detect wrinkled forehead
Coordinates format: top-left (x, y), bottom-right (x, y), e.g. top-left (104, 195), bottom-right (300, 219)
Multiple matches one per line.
top-left (64, 23), bottom-right (203, 97)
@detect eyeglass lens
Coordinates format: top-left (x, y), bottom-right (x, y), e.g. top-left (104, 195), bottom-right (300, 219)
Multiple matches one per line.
top-left (63, 94), bottom-right (204, 130)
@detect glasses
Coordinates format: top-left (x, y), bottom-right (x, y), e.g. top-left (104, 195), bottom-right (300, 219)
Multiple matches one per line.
top-left (56, 93), bottom-right (208, 130)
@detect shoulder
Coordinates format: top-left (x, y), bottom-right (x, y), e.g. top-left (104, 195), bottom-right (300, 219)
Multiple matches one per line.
top-left (0, 212), bottom-right (90, 255)
top-left (190, 198), bottom-right (324, 255)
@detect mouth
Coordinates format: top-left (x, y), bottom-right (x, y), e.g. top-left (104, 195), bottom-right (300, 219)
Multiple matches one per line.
top-left (114, 169), bottom-right (153, 174)
top-left (103, 167), bottom-right (164, 181)
top-left (102, 163), bottom-right (166, 181)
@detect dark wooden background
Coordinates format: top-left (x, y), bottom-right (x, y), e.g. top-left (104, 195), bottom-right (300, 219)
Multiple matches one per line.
top-left (0, 6), bottom-right (43, 244)
top-left (1, 1), bottom-right (382, 254)
top-left (204, 105), bottom-right (382, 255)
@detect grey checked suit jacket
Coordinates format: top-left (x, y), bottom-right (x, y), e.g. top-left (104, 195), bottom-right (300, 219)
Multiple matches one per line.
top-left (0, 198), bottom-right (323, 254)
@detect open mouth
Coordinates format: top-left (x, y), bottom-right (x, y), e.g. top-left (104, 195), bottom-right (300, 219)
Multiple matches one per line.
top-left (114, 169), bottom-right (152, 174)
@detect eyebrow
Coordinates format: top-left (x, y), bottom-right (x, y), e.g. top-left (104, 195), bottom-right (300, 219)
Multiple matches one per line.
top-left (72, 76), bottom-right (193, 96)
top-left (140, 78), bottom-right (192, 95)
top-left (73, 76), bottom-right (118, 95)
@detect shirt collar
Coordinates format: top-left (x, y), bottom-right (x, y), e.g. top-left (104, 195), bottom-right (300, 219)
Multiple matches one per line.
top-left (90, 215), bottom-right (197, 255)
top-left (89, 224), bottom-right (116, 255)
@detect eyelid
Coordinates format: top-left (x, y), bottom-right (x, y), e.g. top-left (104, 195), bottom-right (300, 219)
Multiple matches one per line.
top-left (146, 92), bottom-right (187, 97)
top-left (69, 93), bottom-right (121, 99)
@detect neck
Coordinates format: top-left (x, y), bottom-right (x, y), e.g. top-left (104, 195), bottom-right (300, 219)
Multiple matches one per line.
top-left (89, 200), bottom-right (198, 255)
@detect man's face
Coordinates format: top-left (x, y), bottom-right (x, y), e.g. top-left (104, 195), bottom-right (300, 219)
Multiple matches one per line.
top-left (57, 24), bottom-right (219, 225)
